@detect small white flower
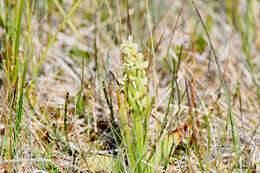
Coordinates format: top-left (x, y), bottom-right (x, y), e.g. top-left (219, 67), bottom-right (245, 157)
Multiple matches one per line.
top-left (128, 35), bottom-right (133, 41)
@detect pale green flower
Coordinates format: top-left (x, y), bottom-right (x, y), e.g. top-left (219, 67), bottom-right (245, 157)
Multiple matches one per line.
top-left (118, 36), bottom-right (154, 172)
top-left (120, 35), bottom-right (149, 113)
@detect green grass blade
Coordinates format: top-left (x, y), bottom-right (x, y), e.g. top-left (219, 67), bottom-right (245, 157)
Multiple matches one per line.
top-left (34, 0), bottom-right (82, 76)
top-left (13, 0), bottom-right (24, 63)
top-left (15, 56), bottom-right (29, 134)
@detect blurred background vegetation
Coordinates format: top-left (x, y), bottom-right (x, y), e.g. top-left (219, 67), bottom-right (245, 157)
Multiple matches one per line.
top-left (0, 0), bottom-right (259, 172)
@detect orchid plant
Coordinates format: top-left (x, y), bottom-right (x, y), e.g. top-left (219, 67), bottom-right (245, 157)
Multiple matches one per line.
top-left (117, 36), bottom-right (154, 172)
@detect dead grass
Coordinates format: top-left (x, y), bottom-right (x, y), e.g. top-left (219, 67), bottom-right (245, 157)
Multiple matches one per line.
top-left (0, 0), bottom-right (259, 172)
